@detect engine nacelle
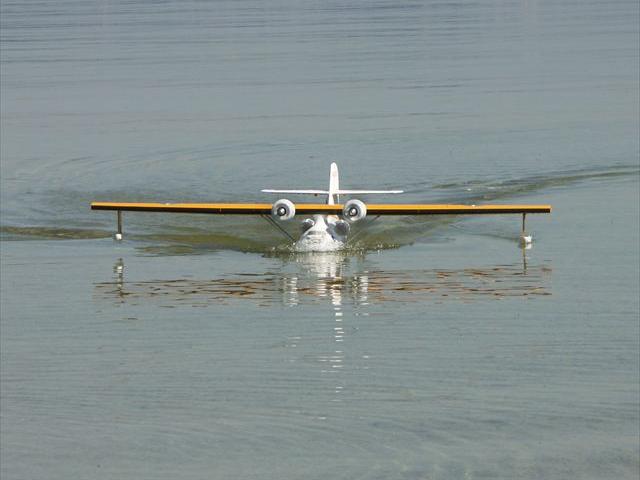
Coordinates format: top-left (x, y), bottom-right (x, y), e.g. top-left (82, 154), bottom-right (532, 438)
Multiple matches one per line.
top-left (343, 199), bottom-right (367, 222)
top-left (272, 199), bottom-right (295, 221)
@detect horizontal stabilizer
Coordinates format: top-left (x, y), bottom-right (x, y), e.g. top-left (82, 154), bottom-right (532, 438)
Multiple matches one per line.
top-left (336, 189), bottom-right (403, 195)
top-left (261, 189), bottom-right (403, 195)
top-left (261, 189), bottom-right (329, 195)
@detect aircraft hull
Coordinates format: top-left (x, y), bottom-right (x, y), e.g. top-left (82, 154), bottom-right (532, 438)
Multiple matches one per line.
top-left (294, 215), bottom-right (347, 252)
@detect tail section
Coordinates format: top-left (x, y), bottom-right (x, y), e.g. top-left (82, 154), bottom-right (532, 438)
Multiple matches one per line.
top-left (328, 162), bottom-right (340, 205)
top-left (262, 162), bottom-right (403, 203)
top-left (329, 162), bottom-right (403, 199)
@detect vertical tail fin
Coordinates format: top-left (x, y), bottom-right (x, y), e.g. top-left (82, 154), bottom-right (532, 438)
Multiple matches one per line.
top-left (328, 162), bottom-right (339, 205)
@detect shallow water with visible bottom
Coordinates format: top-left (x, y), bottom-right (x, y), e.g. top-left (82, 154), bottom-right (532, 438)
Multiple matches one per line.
top-left (1, 1), bottom-right (639, 479)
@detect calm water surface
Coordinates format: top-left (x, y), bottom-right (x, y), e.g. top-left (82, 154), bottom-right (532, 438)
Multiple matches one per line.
top-left (1, 1), bottom-right (638, 479)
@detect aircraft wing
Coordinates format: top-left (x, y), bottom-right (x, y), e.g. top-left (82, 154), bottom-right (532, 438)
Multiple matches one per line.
top-left (91, 202), bottom-right (275, 214)
top-left (361, 204), bottom-right (551, 214)
top-left (91, 202), bottom-right (551, 215)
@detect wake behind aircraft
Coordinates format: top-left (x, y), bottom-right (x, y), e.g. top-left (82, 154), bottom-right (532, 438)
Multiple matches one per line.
top-left (91, 163), bottom-right (551, 252)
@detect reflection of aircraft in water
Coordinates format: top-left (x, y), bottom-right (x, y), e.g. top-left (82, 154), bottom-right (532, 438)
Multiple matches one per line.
top-left (96, 253), bottom-right (551, 308)
top-left (273, 252), bottom-right (369, 307)
top-left (97, 254), bottom-right (551, 407)
top-left (91, 163), bottom-right (551, 252)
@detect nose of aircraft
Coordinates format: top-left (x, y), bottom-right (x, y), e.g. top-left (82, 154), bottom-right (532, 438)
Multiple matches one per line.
top-left (305, 215), bottom-right (329, 236)
top-left (295, 215), bottom-right (345, 252)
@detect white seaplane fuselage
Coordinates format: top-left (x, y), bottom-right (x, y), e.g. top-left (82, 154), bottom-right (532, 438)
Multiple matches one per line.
top-left (295, 214), bottom-right (347, 252)
top-left (262, 162), bottom-right (402, 252)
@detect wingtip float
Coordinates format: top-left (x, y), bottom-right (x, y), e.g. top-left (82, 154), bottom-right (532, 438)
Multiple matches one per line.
top-left (91, 163), bottom-right (551, 252)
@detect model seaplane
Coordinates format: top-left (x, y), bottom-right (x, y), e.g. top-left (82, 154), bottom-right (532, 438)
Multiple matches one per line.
top-left (91, 163), bottom-right (551, 252)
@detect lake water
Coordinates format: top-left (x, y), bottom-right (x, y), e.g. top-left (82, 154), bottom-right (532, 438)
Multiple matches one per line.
top-left (1, 1), bottom-right (639, 479)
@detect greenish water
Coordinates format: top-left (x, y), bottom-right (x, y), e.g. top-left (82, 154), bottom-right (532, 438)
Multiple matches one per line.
top-left (1, 1), bottom-right (639, 479)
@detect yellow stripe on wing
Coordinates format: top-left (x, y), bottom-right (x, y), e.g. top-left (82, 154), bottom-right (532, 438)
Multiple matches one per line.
top-left (91, 202), bottom-right (551, 215)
